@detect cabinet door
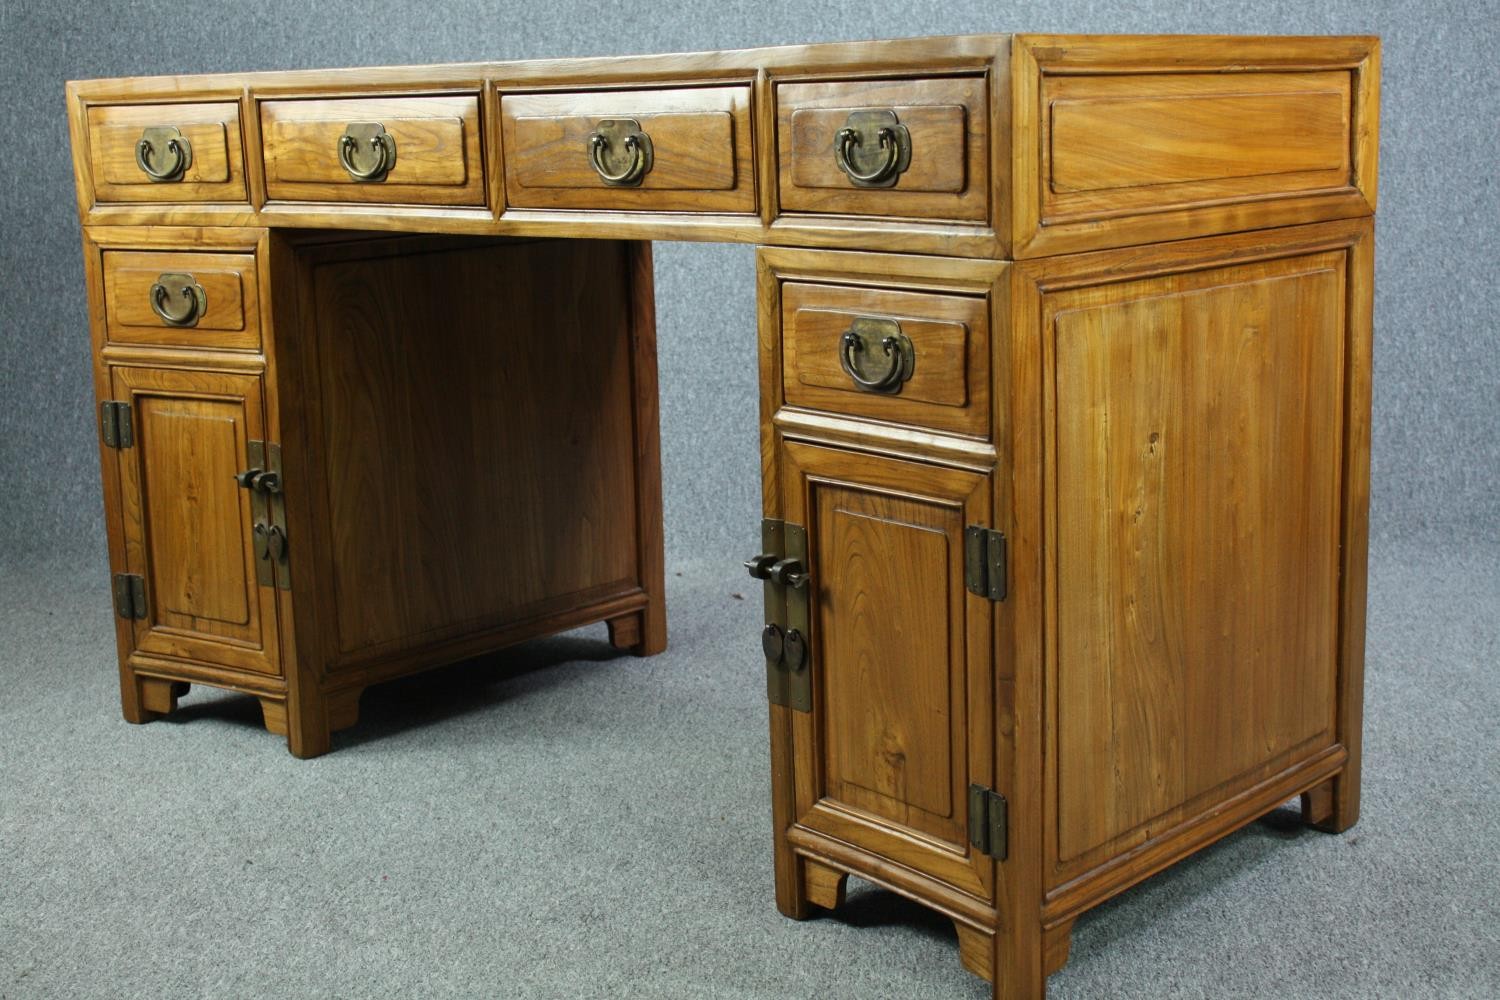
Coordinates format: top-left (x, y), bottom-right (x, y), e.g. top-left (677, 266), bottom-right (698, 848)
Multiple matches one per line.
top-left (110, 366), bottom-right (280, 676)
top-left (782, 441), bottom-right (995, 901)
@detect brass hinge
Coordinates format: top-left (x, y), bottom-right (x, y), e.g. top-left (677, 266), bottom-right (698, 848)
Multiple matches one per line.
top-left (968, 784), bottom-right (1008, 860)
top-left (99, 401), bottom-right (133, 449)
top-left (238, 440), bottom-right (290, 590)
top-left (112, 573), bottom-right (147, 620)
top-left (964, 526), bottom-right (1007, 602)
top-left (745, 518), bottom-right (812, 712)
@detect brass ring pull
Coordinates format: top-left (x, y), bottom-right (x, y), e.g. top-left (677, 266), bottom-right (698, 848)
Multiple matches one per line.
top-left (148, 273), bottom-right (207, 328)
top-left (840, 317), bottom-right (914, 394)
top-left (835, 127), bottom-right (900, 185)
top-left (586, 118), bottom-right (654, 187)
top-left (134, 126), bottom-right (192, 182)
top-left (832, 110), bottom-right (911, 189)
top-left (337, 123), bottom-right (396, 182)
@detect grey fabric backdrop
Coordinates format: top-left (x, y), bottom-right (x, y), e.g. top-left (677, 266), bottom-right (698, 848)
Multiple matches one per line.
top-left (1, 0), bottom-right (1495, 570)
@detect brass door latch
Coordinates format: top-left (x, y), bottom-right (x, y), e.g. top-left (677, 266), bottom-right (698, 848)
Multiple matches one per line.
top-left (237, 441), bottom-right (290, 589)
top-left (746, 519), bottom-right (812, 711)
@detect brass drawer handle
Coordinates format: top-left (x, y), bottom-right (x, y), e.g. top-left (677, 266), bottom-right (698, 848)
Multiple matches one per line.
top-left (834, 110), bottom-right (911, 188)
top-left (840, 317), bottom-right (914, 394)
top-left (338, 122), bottom-right (397, 181)
top-left (149, 273), bottom-right (207, 327)
top-left (587, 118), bottom-right (653, 187)
top-left (134, 126), bottom-right (193, 182)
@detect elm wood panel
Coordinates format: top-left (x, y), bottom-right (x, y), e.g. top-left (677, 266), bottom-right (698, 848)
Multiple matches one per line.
top-left (260, 96), bottom-right (485, 205)
top-left (501, 86), bottom-right (756, 213)
top-left (1043, 72), bottom-right (1353, 216)
top-left (784, 441), bottom-right (995, 902)
top-left (297, 237), bottom-right (640, 663)
top-left (1044, 251), bottom-right (1347, 883)
top-left (1010, 35), bottom-right (1380, 257)
top-left (102, 250), bottom-right (260, 351)
top-left (781, 281), bottom-right (990, 439)
top-left (110, 364), bottom-right (280, 677)
top-left (85, 102), bottom-right (248, 203)
top-left (777, 77), bottom-right (990, 223)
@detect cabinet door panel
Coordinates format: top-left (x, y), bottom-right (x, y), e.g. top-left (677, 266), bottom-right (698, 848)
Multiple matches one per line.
top-left (784, 442), bottom-right (994, 901)
top-left (1043, 249), bottom-right (1347, 883)
top-left (112, 366), bottom-right (280, 676)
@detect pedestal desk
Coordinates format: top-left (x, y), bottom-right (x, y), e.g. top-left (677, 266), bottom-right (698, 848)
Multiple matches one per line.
top-left (66, 34), bottom-right (1379, 998)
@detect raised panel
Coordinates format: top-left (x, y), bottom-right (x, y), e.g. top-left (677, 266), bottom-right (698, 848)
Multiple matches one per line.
top-left (784, 443), bottom-right (994, 901)
top-left (1044, 251), bottom-right (1347, 882)
top-left (112, 366), bottom-right (279, 676)
top-left (1013, 35), bottom-right (1380, 256)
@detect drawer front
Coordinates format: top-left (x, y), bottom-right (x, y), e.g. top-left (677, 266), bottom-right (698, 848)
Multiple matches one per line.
top-left (103, 251), bottom-right (260, 351)
top-left (782, 282), bottom-right (989, 438)
top-left (776, 77), bottom-right (989, 223)
top-left (260, 95), bottom-right (485, 205)
top-left (86, 102), bottom-right (247, 203)
top-left (501, 86), bottom-right (755, 213)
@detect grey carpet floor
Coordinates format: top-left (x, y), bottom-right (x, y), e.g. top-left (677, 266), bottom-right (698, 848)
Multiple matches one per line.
top-left (2, 539), bottom-right (1497, 1000)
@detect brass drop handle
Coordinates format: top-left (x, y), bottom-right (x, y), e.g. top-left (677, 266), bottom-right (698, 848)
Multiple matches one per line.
top-left (135, 126), bottom-right (192, 182)
top-left (149, 273), bottom-right (207, 327)
top-left (839, 318), bottom-right (914, 394)
top-left (833, 110), bottom-right (911, 188)
top-left (338, 122), bottom-right (396, 182)
top-left (587, 118), bottom-right (654, 187)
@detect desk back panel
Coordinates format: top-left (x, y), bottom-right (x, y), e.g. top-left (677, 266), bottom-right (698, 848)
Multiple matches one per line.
top-left (278, 235), bottom-right (646, 669)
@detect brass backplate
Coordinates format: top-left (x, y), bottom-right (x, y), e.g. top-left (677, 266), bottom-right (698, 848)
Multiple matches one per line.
top-left (782, 523), bottom-right (811, 713)
top-left (838, 109), bottom-right (912, 188)
top-left (136, 125), bottom-right (192, 182)
top-left (340, 122), bottom-right (397, 181)
top-left (761, 518), bottom-right (789, 707)
top-left (842, 316), bottom-right (914, 392)
top-left (590, 118), bottom-right (654, 186)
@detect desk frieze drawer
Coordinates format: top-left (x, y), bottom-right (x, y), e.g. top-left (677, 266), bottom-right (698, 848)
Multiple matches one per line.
top-left (259, 95), bottom-right (485, 206)
top-left (85, 102), bottom-right (248, 204)
top-left (775, 76), bottom-right (989, 225)
top-left (500, 85), bottom-right (756, 213)
top-left (102, 249), bottom-right (260, 352)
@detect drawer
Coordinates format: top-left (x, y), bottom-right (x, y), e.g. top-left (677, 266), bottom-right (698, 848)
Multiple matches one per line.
top-left (260, 95), bottom-right (485, 206)
top-left (102, 251), bottom-right (260, 351)
top-left (776, 77), bottom-right (989, 224)
top-left (501, 86), bottom-right (755, 213)
top-left (85, 102), bottom-right (247, 203)
top-left (781, 282), bottom-right (989, 438)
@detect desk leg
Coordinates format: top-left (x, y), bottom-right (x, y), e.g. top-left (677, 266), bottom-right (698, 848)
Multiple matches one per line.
top-left (623, 241), bottom-right (667, 657)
